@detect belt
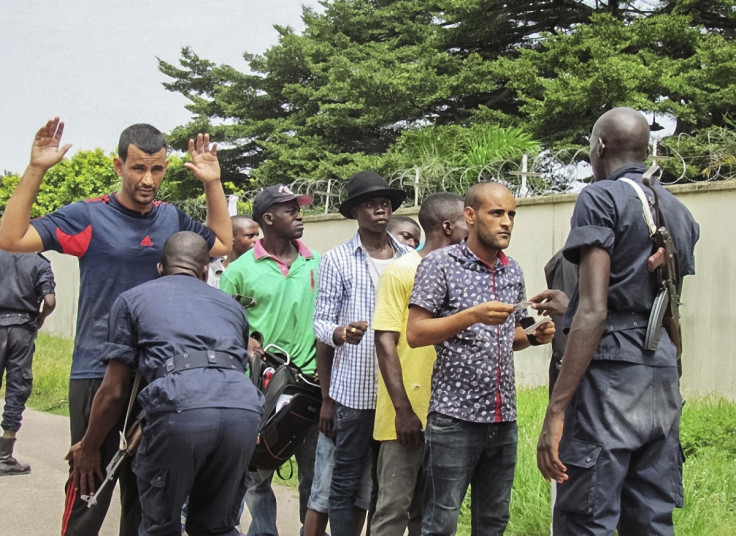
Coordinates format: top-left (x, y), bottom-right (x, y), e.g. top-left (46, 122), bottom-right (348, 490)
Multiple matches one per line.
top-left (0, 312), bottom-right (34, 319)
top-left (604, 312), bottom-right (649, 332)
top-left (162, 351), bottom-right (245, 377)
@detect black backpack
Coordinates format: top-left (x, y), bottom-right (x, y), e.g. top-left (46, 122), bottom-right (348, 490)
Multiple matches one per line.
top-left (249, 343), bottom-right (322, 471)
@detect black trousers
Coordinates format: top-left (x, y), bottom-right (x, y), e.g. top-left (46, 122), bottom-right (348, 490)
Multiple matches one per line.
top-left (0, 323), bottom-right (36, 432)
top-left (62, 378), bottom-right (141, 536)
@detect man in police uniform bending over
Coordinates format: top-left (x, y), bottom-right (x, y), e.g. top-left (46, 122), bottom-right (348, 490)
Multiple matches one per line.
top-left (67, 232), bottom-right (264, 536)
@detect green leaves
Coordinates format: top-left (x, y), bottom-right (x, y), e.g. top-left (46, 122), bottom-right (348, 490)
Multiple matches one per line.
top-left (1, 149), bottom-right (120, 218)
top-left (461, 126), bottom-right (539, 169)
top-left (153, 0), bottom-right (736, 191)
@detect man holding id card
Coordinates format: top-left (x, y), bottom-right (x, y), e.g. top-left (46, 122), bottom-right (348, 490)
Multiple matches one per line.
top-left (406, 181), bottom-right (554, 535)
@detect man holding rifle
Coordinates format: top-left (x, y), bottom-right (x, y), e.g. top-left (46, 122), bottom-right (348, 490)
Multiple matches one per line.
top-left (537, 107), bottom-right (700, 534)
top-left (67, 232), bottom-right (263, 536)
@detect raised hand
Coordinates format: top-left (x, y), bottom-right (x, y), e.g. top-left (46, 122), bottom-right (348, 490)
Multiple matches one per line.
top-left (184, 133), bottom-right (220, 184)
top-left (29, 117), bottom-right (72, 171)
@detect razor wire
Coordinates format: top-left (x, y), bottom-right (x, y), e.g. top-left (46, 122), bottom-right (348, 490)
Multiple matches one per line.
top-left (172, 135), bottom-right (734, 217)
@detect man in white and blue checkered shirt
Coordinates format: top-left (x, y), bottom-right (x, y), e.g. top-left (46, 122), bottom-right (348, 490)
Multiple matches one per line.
top-left (312, 171), bottom-right (411, 536)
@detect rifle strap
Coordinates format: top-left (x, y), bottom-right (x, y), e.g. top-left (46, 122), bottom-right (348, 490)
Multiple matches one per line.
top-left (119, 372), bottom-right (141, 451)
top-left (620, 171), bottom-right (659, 237)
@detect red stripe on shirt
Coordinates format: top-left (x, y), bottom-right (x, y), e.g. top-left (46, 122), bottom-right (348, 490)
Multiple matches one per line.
top-left (56, 225), bottom-right (92, 257)
top-left (493, 269), bottom-right (503, 422)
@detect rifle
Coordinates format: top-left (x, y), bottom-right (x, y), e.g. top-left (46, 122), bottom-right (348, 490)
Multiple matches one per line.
top-left (648, 225), bottom-right (684, 374)
top-left (622, 168), bottom-right (684, 374)
top-left (80, 416), bottom-right (143, 508)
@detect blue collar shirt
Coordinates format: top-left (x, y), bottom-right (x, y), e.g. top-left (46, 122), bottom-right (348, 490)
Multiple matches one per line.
top-left (563, 164), bottom-right (699, 366)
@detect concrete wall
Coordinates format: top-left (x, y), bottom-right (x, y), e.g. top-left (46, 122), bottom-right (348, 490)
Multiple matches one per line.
top-left (42, 180), bottom-right (736, 399)
top-left (42, 251), bottom-right (79, 340)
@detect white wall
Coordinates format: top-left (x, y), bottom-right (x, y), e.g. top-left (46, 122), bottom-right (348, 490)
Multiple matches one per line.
top-left (41, 180), bottom-right (736, 399)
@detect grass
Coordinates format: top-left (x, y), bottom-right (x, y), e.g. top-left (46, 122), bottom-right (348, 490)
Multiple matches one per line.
top-left (9, 335), bottom-right (736, 534)
top-left (0, 333), bottom-right (73, 416)
top-left (457, 388), bottom-right (736, 536)
top-left (674, 397), bottom-right (736, 535)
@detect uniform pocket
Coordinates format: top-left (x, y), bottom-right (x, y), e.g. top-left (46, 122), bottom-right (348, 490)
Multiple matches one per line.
top-left (555, 439), bottom-right (602, 516)
top-left (133, 458), bottom-right (169, 520)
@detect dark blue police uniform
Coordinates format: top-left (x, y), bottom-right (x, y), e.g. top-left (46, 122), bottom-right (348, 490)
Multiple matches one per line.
top-left (556, 164), bottom-right (699, 535)
top-left (35, 194), bottom-right (216, 536)
top-left (104, 273), bottom-right (264, 536)
top-left (0, 251), bottom-right (55, 432)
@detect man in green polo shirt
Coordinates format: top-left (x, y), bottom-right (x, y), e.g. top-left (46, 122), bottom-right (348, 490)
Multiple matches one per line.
top-left (220, 183), bottom-right (319, 535)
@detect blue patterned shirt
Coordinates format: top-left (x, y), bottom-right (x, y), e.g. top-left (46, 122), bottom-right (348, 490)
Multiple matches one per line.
top-left (313, 231), bottom-right (411, 409)
top-left (410, 241), bottom-right (527, 423)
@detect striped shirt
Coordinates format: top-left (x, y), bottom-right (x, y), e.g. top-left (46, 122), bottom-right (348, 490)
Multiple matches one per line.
top-left (313, 231), bottom-right (411, 409)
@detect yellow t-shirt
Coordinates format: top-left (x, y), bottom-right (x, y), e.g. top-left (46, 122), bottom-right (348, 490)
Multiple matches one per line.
top-left (372, 250), bottom-right (437, 441)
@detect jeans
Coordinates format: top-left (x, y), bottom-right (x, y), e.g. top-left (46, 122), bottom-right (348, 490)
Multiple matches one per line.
top-left (245, 425), bottom-right (319, 535)
top-left (307, 431), bottom-right (372, 513)
top-left (422, 414), bottom-right (518, 536)
top-left (370, 440), bottom-right (425, 536)
top-left (328, 404), bottom-right (376, 536)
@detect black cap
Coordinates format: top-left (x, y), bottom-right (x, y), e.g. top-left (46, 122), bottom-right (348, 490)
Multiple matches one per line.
top-left (252, 184), bottom-right (313, 222)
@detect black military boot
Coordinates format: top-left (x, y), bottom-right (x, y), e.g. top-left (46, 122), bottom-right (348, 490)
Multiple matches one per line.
top-left (0, 437), bottom-right (31, 475)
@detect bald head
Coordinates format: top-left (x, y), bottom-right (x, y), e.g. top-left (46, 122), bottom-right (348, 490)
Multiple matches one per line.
top-left (231, 215), bottom-right (259, 257)
top-left (464, 181), bottom-right (516, 257)
top-left (419, 193), bottom-right (467, 249)
top-left (590, 107), bottom-right (650, 180)
top-left (160, 232), bottom-right (210, 279)
top-left (465, 181), bottom-right (512, 210)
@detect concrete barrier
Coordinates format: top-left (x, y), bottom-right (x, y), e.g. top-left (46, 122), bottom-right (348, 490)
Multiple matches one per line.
top-left (40, 180), bottom-right (736, 399)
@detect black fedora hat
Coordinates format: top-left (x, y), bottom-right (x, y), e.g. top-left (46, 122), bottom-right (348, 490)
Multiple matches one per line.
top-left (339, 171), bottom-right (407, 219)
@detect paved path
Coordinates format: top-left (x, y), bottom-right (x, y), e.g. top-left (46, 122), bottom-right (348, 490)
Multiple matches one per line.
top-left (0, 408), bottom-right (302, 535)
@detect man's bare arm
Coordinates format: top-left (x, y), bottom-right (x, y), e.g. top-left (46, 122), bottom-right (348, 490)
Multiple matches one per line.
top-left (406, 301), bottom-right (514, 348)
top-left (0, 118), bottom-right (71, 252)
top-left (184, 133), bottom-right (232, 257)
top-left (316, 341), bottom-right (336, 438)
top-left (537, 246), bottom-right (610, 483)
top-left (376, 330), bottom-right (423, 449)
top-left (37, 293), bottom-right (56, 329)
top-left (66, 360), bottom-right (132, 497)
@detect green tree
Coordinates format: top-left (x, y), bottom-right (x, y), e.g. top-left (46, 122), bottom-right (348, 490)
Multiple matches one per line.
top-left (158, 0), bottom-right (736, 187)
top-left (157, 0), bottom-right (597, 185)
top-left (494, 11), bottom-right (736, 147)
top-left (0, 149), bottom-right (119, 218)
top-left (0, 151), bottom-right (209, 218)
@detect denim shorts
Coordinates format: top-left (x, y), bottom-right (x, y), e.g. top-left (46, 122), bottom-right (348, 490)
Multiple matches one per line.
top-left (307, 432), bottom-right (372, 512)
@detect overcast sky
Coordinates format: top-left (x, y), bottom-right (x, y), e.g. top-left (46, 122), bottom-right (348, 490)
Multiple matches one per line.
top-left (1, 0), bottom-right (320, 174)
